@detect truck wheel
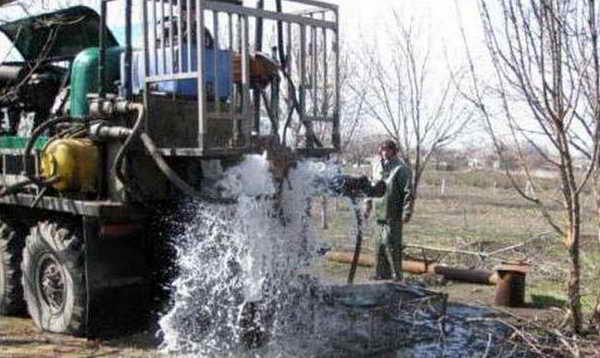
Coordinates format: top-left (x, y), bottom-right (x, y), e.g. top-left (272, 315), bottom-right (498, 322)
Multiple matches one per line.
top-left (21, 221), bottom-right (86, 335)
top-left (0, 220), bottom-right (25, 315)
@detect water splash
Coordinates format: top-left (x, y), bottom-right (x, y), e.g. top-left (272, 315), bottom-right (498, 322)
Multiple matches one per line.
top-left (158, 155), bottom-right (336, 356)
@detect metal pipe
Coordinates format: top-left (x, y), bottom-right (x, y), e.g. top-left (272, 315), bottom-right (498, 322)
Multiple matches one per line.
top-left (153, 0), bottom-right (158, 75)
top-left (253, 0), bottom-right (264, 133)
top-left (325, 251), bottom-right (499, 285)
top-left (169, 0), bottom-right (174, 64)
top-left (311, 24), bottom-right (317, 118)
top-left (161, 0), bottom-right (166, 74)
top-left (276, 0), bottom-right (286, 68)
top-left (186, 0), bottom-right (192, 69)
top-left (197, 0), bottom-right (207, 148)
top-left (124, 0), bottom-right (132, 99)
top-left (228, 13), bottom-right (235, 118)
top-left (435, 266), bottom-right (499, 285)
top-left (213, 11), bottom-right (220, 113)
top-left (255, 0), bottom-right (264, 51)
top-left (98, 0), bottom-right (107, 97)
top-left (332, 6), bottom-right (340, 150)
top-left (270, 46), bottom-right (280, 135)
top-left (177, 0), bottom-right (183, 73)
top-left (321, 21), bottom-right (328, 116)
top-left (495, 271), bottom-right (526, 307)
top-left (299, 24), bottom-right (308, 146)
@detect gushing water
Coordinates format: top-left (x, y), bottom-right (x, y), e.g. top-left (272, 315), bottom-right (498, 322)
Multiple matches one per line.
top-left (158, 155), bottom-right (338, 356)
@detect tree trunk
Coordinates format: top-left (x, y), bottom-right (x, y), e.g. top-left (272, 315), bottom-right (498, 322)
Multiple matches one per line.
top-left (593, 300), bottom-right (600, 332)
top-left (594, 173), bottom-right (600, 244)
top-left (566, 207), bottom-right (582, 334)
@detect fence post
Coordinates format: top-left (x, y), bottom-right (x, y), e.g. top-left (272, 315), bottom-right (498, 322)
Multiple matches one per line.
top-left (525, 181), bottom-right (534, 196)
top-left (321, 196), bottom-right (329, 230)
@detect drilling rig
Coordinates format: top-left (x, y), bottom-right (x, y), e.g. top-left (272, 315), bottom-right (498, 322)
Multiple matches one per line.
top-left (0, 0), bottom-right (342, 336)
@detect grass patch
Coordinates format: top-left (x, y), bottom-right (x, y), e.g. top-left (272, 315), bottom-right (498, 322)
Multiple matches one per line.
top-left (530, 294), bottom-right (566, 309)
top-left (314, 169), bottom-right (600, 318)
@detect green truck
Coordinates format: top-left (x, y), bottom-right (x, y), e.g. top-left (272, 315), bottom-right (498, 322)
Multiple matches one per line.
top-left (0, 0), bottom-right (340, 336)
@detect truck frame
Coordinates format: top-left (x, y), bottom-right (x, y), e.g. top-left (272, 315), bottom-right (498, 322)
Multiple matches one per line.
top-left (0, 0), bottom-right (339, 336)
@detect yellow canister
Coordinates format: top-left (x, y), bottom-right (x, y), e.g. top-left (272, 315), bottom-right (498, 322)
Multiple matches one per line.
top-left (40, 138), bottom-right (99, 192)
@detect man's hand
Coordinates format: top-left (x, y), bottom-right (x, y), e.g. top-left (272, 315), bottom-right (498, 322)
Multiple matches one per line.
top-left (371, 180), bottom-right (386, 197)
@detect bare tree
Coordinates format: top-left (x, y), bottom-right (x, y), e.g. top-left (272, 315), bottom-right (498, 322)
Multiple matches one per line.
top-left (360, 8), bottom-right (472, 217)
top-left (336, 46), bottom-right (368, 153)
top-left (0, 0), bottom-right (33, 22)
top-left (344, 134), bottom-right (382, 167)
top-left (459, 0), bottom-right (600, 334)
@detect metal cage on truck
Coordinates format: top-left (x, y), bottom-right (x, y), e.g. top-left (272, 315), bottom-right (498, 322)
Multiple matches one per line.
top-left (137, 0), bottom-right (341, 156)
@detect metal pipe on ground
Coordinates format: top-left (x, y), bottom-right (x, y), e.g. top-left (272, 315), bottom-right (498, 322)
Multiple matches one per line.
top-left (494, 264), bottom-right (529, 307)
top-left (325, 250), bottom-right (498, 285)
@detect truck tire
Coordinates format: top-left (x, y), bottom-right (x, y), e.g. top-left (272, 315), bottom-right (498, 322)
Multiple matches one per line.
top-left (0, 220), bottom-right (25, 315)
top-left (21, 221), bottom-right (86, 335)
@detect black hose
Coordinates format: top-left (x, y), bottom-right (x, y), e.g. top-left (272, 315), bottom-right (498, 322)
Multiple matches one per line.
top-left (0, 175), bottom-right (58, 198)
top-left (98, 103), bottom-right (231, 203)
top-left (138, 131), bottom-right (235, 204)
top-left (347, 199), bottom-right (363, 285)
top-left (105, 105), bottom-right (234, 204)
top-left (23, 116), bottom-right (72, 186)
top-left (112, 103), bottom-right (145, 185)
top-left (0, 178), bottom-right (33, 197)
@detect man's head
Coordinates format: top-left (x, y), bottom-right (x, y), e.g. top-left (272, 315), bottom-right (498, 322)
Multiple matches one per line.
top-left (378, 140), bottom-right (398, 161)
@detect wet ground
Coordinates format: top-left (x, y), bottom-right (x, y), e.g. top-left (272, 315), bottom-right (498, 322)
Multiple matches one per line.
top-left (0, 279), bottom-right (543, 358)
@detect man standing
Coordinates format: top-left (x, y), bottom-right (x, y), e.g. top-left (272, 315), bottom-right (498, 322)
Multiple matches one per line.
top-left (364, 140), bottom-right (412, 281)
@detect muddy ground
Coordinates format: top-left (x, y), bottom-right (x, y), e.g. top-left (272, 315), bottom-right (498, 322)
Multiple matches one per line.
top-left (0, 271), bottom-right (553, 358)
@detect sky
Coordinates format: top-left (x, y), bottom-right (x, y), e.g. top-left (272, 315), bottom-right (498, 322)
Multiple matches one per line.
top-left (0, 0), bottom-right (491, 146)
top-left (0, 0), bottom-right (483, 47)
top-left (0, 0), bottom-right (487, 90)
top-left (0, 0), bottom-right (486, 74)
top-left (334, 0), bottom-right (481, 43)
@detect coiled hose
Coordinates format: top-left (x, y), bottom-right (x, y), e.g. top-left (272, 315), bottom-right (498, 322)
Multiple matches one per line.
top-left (22, 116), bottom-right (73, 186)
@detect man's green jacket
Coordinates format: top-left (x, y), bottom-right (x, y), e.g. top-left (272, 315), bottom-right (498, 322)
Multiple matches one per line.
top-left (371, 157), bottom-right (412, 222)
